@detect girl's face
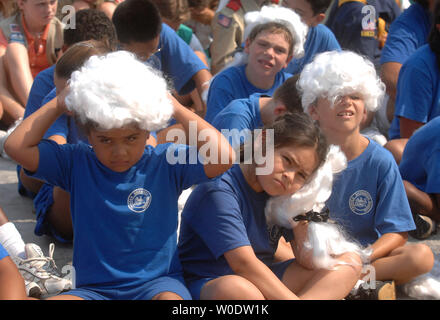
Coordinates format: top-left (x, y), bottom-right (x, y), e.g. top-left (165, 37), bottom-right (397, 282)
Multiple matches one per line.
top-left (309, 94), bottom-right (366, 136)
top-left (18, 0), bottom-right (57, 29)
top-left (245, 30), bottom-right (292, 79)
top-left (88, 126), bottom-right (149, 172)
top-left (256, 144), bottom-right (318, 197)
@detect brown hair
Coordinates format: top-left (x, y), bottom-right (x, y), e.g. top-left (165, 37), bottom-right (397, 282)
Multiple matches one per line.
top-left (240, 112), bottom-right (329, 174)
top-left (55, 40), bottom-right (112, 79)
top-left (272, 74), bottom-right (303, 114)
top-left (247, 21), bottom-right (294, 56)
top-left (151, 0), bottom-right (190, 24)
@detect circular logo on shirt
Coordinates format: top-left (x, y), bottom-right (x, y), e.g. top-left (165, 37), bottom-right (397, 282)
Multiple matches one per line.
top-left (127, 188), bottom-right (152, 213)
top-left (349, 190), bottom-right (373, 216)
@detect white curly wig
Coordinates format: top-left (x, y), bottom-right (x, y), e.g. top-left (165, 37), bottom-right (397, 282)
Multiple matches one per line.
top-left (65, 50), bottom-right (174, 132)
top-left (298, 50), bottom-right (386, 113)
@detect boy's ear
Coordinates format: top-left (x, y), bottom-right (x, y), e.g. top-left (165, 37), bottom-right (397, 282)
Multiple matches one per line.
top-left (311, 13), bottom-right (326, 27)
top-left (284, 54), bottom-right (294, 69)
top-left (244, 38), bottom-right (251, 54)
top-left (307, 104), bottom-right (319, 121)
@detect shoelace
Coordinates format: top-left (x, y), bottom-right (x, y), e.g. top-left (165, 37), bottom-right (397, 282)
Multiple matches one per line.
top-left (17, 243), bottom-right (62, 279)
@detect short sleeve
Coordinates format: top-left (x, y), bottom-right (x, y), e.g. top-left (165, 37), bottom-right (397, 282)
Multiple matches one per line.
top-left (186, 188), bottom-right (251, 259)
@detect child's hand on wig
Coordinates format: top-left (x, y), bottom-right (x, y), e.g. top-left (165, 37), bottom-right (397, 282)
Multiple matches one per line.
top-left (56, 86), bottom-right (74, 116)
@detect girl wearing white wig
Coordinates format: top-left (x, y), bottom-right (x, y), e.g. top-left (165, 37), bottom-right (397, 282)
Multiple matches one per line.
top-left (298, 50), bottom-right (434, 296)
top-left (204, 5), bottom-right (308, 123)
top-left (179, 112), bottom-right (363, 300)
top-left (4, 51), bottom-right (236, 300)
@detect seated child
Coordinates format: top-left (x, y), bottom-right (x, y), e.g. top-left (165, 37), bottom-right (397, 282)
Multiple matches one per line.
top-left (0, 0), bottom-right (63, 127)
top-left (211, 74), bottom-right (302, 148)
top-left (399, 116), bottom-right (440, 240)
top-left (178, 112), bottom-right (363, 300)
top-left (298, 50), bottom-right (434, 293)
top-left (112, 0), bottom-right (212, 117)
top-left (282, 0), bottom-right (341, 75)
top-left (4, 50), bottom-right (235, 300)
top-left (204, 5), bottom-right (308, 123)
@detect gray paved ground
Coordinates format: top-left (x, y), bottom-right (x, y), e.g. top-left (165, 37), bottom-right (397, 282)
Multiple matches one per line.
top-left (1, 155), bottom-right (440, 299)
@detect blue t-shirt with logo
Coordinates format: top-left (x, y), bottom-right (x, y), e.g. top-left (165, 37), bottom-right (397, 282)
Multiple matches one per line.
top-left (399, 116), bottom-right (440, 194)
top-left (380, 2), bottom-right (431, 65)
top-left (27, 140), bottom-right (209, 289)
top-left (211, 93), bottom-right (263, 148)
top-left (205, 65), bottom-right (291, 123)
top-left (388, 44), bottom-right (440, 139)
top-left (285, 24), bottom-right (341, 75)
top-left (179, 164), bottom-right (288, 285)
top-left (326, 138), bottom-right (415, 246)
top-left (0, 243), bottom-right (8, 261)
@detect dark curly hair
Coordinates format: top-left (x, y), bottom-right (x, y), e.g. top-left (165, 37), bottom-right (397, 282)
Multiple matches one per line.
top-left (63, 9), bottom-right (117, 50)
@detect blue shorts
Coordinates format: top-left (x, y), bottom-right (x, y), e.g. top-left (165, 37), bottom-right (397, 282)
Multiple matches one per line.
top-left (187, 259), bottom-right (295, 300)
top-left (33, 183), bottom-right (71, 244)
top-left (60, 275), bottom-right (192, 300)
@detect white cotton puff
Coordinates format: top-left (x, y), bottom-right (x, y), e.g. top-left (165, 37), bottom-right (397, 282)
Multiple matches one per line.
top-left (244, 5), bottom-right (308, 58)
top-left (298, 50), bottom-right (386, 113)
top-left (65, 51), bottom-right (174, 132)
top-left (265, 145), bottom-right (347, 229)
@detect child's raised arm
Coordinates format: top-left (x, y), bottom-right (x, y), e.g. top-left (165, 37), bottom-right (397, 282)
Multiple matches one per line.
top-left (4, 91), bottom-right (67, 173)
top-left (170, 95), bottom-right (236, 178)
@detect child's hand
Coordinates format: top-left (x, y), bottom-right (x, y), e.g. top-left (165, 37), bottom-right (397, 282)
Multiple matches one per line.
top-left (291, 220), bottom-right (315, 270)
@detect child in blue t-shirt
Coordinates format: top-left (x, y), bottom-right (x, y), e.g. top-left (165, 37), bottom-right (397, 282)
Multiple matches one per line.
top-left (298, 50), bottom-right (434, 289)
top-left (204, 6), bottom-right (308, 123)
top-left (4, 51), bottom-right (235, 300)
top-left (399, 116), bottom-right (440, 240)
top-left (0, 242), bottom-right (28, 299)
top-left (17, 40), bottom-right (113, 243)
top-left (179, 112), bottom-right (363, 300)
top-left (385, 4), bottom-right (439, 164)
top-left (281, 0), bottom-right (341, 75)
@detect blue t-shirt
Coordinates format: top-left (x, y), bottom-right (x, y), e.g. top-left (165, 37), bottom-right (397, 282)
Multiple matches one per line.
top-left (179, 164), bottom-right (289, 284)
top-left (399, 116), bottom-right (440, 194)
top-left (389, 44), bottom-right (440, 139)
top-left (211, 93), bottom-right (263, 148)
top-left (327, 0), bottom-right (400, 67)
top-left (0, 243), bottom-right (8, 261)
top-left (27, 140), bottom-right (209, 289)
top-left (205, 65), bottom-right (291, 123)
top-left (24, 65), bottom-right (55, 120)
top-left (326, 138), bottom-right (415, 246)
top-left (380, 2), bottom-right (432, 65)
top-left (146, 23), bottom-right (208, 96)
top-left (285, 24), bottom-right (341, 75)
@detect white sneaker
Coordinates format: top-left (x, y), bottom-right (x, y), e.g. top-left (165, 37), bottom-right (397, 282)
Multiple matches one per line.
top-left (13, 243), bottom-right (72, 298)
top-left (24, 280), bottom-right (42, 298)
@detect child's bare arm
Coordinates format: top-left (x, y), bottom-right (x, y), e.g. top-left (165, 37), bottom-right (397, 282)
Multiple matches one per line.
top-left (224, 246), bottom-right (299, 300)
top-left (4, 92), bottom-right (67, 172)
top-left (369, 232), bottom-right (408, 262)
top-left (171, 94), bottom-right (235, 178)
top-left (290, 221), bottom-right (315, 270)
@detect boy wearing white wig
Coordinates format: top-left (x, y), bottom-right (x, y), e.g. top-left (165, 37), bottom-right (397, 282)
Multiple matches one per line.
top-left (298, 50), bottom-right (434, 297)
top-left (3, 51), bottom-right (235, 300)
top-left (204, 5), bottom-right (308, 123)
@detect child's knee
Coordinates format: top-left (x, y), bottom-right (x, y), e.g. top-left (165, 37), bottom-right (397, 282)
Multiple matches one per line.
top-left (202, 275), bottom-right (265, 300)
top-left (337, 252), bottom-right (363, 278)
top-left (407, 244), bottom-right (434, 274)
